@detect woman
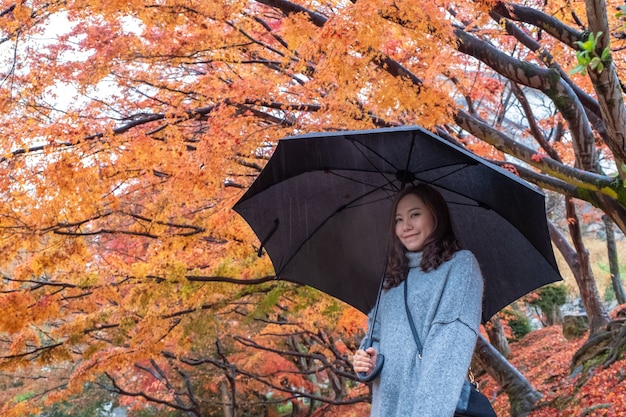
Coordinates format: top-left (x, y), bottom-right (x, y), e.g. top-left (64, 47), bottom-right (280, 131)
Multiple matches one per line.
top-left (352, 184), bottom-right (484, 417)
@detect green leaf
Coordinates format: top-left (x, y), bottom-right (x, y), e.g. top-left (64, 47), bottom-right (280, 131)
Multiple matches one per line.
top-left (569, 64), bottom-right (587, 75)
top-left (575, 51), bottom-right (590, 67)
top-left (590, 57), bottom-right (602, 70)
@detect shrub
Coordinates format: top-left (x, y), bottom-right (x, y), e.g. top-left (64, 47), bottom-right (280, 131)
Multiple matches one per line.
top-left (502, 307), bottom-right (532, 342)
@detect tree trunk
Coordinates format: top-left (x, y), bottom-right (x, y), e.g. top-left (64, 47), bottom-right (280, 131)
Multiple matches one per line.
top-left (603, 214), bottom-right (626, 305)
top-left (545, 306), bottom-right (563, 326)
top-left (565, 198), bottom-right (610, 333)
top-left (593, 192), bottom-right (626, 238)
top-left (486, 316), bottom-right (511, 358)
top-left (220, 380), bottom-right (235, 417)
top-left (473, 335), bottom-right (542, 417)
top-left (547, 200), bottom-right (610, 334)
top-left (584, 0), bottom-right (626, 171)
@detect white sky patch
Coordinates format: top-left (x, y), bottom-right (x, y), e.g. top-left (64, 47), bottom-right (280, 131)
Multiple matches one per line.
top-left (0, 11), bottom-right (140, 154)
top-left (119, 15), bottom-right (145, 36)
top-left (40, 11), bottom-right (75, 38)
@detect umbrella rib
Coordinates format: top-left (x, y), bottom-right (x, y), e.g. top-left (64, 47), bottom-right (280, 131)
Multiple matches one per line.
top-left (413, 163), bottom-right (473, 180)
top-left (323, 165), bottom-right (488, 210)
top-left (323, 170), bottom-right (398, 194)
top-left (345, 136), bottom-right (404, 191)
top-left (322, 162), bottom-right (478, 189)
top-left (414, 163), bottom-right (491, 209)
top-left (274, 183), bottom-right (393, 277)
top-left (400, 133), bottom-right (417, 188)
top-left (347, 134), bottom-right (480, 192)
top-left (425, 182), bottom-right (489, 211)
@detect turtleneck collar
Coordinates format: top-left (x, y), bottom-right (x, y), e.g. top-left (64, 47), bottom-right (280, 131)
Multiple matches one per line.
top-left (406, 251), bottom-right (423, 268)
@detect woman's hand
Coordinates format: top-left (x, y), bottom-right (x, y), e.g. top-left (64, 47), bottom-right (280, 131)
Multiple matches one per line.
top-left (353, 347), bottom-right (378, 375)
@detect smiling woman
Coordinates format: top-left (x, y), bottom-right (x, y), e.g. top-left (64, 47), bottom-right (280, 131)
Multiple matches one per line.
top-left (0, 0), bottom-right (616, 414)
top-left (353, 184), bottom-right (492, 417)
top-left (394, 192), bottom-right (437, 253)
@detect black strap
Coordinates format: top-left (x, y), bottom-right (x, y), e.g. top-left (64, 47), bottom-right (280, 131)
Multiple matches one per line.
top-left (403, 279), bottom-right (423, 357)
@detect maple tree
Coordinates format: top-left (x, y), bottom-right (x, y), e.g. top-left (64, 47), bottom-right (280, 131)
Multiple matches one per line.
top-left (0, 0), bottom-right (624, 415)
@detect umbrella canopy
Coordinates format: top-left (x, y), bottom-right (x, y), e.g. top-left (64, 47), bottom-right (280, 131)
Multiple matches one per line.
top-left (233, 125), bottom-right (562, 323)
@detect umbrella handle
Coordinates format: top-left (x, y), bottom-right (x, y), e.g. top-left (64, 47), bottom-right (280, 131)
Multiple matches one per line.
top-left (356, 256), bottom-right (388, 383)
top-left (357, 353), bottom-right (385, 382)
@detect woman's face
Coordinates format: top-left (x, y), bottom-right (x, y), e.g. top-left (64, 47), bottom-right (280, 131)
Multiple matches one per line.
top-left (394, 193), bottom-right (436, 252)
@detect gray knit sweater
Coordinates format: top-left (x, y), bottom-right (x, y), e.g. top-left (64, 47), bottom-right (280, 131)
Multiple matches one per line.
top-left (360, 250), bottom-right (483, 417)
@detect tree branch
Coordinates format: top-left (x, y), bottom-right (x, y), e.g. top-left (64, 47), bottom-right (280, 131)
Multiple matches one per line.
top-left (455, 28), bottom-right (598, 172)
top-left (454, 110), bottom-right (613, 192)
top-left (491, 1), bottom-right (582, 47)
top-left (102, 372), bottom-right (197, 413)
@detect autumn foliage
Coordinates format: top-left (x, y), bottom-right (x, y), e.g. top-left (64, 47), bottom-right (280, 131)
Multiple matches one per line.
top-left (479, 321), bottom-right (626, 417)
top-left (0, 0), bottom-right (624, 415)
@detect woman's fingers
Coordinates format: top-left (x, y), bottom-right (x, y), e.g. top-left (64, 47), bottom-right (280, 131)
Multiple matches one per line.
top-left (365, 347), bottom-right (378, 370)
top-left (352, 349), bottom-right (376, 373)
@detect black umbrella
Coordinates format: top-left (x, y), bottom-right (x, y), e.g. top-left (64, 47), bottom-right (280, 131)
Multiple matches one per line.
top-left (233, 125), bottom-right (562, 324)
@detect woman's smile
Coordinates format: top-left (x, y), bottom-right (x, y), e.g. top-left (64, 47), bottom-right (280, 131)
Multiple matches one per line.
top-left (395, 194), bottom-right (436, 252)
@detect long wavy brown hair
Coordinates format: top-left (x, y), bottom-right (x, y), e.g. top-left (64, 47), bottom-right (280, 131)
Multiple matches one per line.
top-left (383, 183), bottom-right (461, 289)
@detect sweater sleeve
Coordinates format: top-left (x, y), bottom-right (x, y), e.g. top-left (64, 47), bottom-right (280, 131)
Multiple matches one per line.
top-left (412, 251), bottom-right (484, 417)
